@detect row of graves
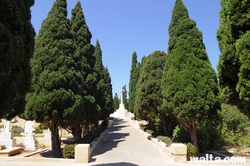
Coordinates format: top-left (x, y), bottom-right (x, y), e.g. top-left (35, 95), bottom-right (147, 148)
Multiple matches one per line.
top-left (0, 119), bottom-right (47, 156)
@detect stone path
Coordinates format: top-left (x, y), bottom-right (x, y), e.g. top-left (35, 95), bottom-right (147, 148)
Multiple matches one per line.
top-left (1, 117), bottom-right (250, 166)
top-left (89, 117), bottom-right (171, 166)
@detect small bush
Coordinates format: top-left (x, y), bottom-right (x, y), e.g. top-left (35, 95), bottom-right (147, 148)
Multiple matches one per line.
top-left (63, 144), bottom-right (76, 159)
top-left (172, 125), bottom-right (189, 143)
top-left (186, 142), bottom-right (197, 161)
top-left (75, 133), bottom-right (96, 144)
top-left (34, 127), bottom-right (43, 134)
top-left (157, 136), bottom-right (173, 145)
top-left (37, 143), bottom-right (46, 148)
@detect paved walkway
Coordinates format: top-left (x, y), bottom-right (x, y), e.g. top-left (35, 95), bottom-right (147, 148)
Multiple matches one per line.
top-left (1, 117), bottom-right (250, 166)
top-left (89, 117), bottom-right (171, 166)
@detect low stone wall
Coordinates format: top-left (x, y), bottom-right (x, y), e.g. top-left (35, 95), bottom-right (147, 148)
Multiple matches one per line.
top-left (74, 129), bottom-right (108, 164)
top-left (148, 136), bottom-right (187, 163)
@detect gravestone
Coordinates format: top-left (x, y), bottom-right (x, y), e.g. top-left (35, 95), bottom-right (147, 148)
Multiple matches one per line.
top-left (23, 121), bottom-right (36, 150)
top-left (44, 128), bottom-right (51, 140)
top-left (0, 119), bottom-right (15, 148)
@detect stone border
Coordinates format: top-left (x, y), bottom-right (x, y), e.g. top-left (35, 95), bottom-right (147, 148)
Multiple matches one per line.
top-left (0, 147), bottom-right (22, 157)
top-left (75, 127), bottom-right (109, 164)
top-left (134, 120), bottom-right (187, 163)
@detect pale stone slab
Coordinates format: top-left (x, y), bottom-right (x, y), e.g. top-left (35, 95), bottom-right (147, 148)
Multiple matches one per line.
top-left (170, 143), bottom-right (187, 155)
top-left (75, 144), bottom-right (90, 163)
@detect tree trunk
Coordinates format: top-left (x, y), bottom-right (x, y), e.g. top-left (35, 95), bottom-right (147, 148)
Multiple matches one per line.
top-left (49, 120), bottom-right (62, 157)
top-left (84, 119), bottom-right (89, 135)
top-left (72, 125), bottom-right (82, 141)
top-left (161, 118), bottom-right (169, 137)
top-left (189, 128), bottom-right (199, 156)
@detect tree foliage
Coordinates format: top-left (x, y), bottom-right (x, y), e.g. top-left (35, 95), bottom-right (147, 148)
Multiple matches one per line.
top-left (25, 0), bottom-right (79, 157)
top-left (162, 0), bottom-right (220, 153)
top-left (0, 0), bottom-right (35, 119)
top-left (217, 0), bottom-right (250, 116)
top-left (135, 51), bottom-right (175, 136)
top-left (69, 0), bottom-right (95, 140)
top-left (129, 52), bottom-right (139, 113)
top-left (91, 40), bottom-right (113, 123)
top-left (113, 93), bottom-right (119, 111)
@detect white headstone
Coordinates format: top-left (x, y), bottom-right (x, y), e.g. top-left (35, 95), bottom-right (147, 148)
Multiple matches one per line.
top-left (24, 121), bottom-right (36, 150)
top-left (2, 119), bottom-right (10, 133)
top-left (0, 119), bottom-right (15, 148)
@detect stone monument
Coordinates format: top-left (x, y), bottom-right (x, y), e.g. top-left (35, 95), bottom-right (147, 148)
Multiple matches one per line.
top-left (44, 128), bottom-right (51, 140)
top-left (0, 119), bottom-right (15, 148)
top-left (23, 121), bottom-right (36, 150)
top-left (111, 87), bottom-right (135, 118)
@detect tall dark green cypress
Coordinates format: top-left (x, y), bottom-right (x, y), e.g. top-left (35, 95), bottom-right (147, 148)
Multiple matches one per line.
top-left (103, 67), bottom-right (114, 118)
top-left (0, 0), bottom-right (35, 119)
top-left (217, 0), bottom-right (250, 116)
top-left (113, 93), bottom-right (119, 111)
top-left (136, 51), bottom-right (171, 135)
top-left (25, 0), bottom-right (79, 157)
top-left (129, 52), bottom-right (139, 113)
top-left (90, 40), bottom-right (106, 126)
top-left (69, 1), bottom-right (95, 140)
top-left (162, 0), bottom-right (220, 154)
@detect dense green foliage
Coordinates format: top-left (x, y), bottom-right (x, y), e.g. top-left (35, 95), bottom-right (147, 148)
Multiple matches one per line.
top-left (69, 1), bottom-right (95, 140)
top-left (162, 0), bottom-right (220, 153)
top-left (186, 142), bottom-right (197, 160)
top-left (63, 144), bottom-right (76, 159)
top-left (113, 93), bottom-right (119, 111)
top-left (91, 40), bottom-right (113, 123)
top-left (122, 85), bottom-right (128, 109)
top-left (135, 51), bottom-right (176, 136)
top-left (0, 0), bottom-right (35, 119)
top-left (219, 104), bottom-right (250, 147)
top-left (217, 0), bottom-right (250, 116)
top-left (128, 52), bottom-right (139, 113)
top-left (25, 0), bottom-right (82, 156)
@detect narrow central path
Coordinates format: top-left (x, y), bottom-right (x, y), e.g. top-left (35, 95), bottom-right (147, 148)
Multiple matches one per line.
top-left (90, 118), bottom-right (171, 166)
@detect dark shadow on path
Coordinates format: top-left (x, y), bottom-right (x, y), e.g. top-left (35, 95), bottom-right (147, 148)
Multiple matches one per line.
top-left (90, 118), bottom-right (131, 160)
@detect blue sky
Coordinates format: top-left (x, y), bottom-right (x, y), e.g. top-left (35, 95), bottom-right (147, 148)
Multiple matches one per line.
top-left (31, 0), bottom-right (221, 97)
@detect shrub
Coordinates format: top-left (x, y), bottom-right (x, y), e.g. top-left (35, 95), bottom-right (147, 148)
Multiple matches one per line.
top-left (186, 142), bottom-right (197, 161)
top-left (75, 133), bottom-right (96, 144)
top-left (172, 125), bottom-right (189, 143)
top-left (63, 144), bottom-right (76, 158)
top-left (34, 127), bottom-right (43, 134)
top-left (219, 104), bottom-right (250, 147)
top-left (157, 135), bottom-right (173, 145)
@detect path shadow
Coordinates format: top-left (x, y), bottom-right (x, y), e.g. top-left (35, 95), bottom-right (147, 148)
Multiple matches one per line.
top-left (39, 148), bottom-right (64, 158)
top-left (90, 119), bottom-right (130, 159)
top-left (92, 162), bottom-right (138, 166)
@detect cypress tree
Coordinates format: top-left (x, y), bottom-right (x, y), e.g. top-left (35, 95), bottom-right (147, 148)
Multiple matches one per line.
top-left (113, 93), bottom-right (119, 111)
top-left (122, 85), bottom-right (128, 109)
top-left (129, 52), bottom-right (139, 113)
top-left (25, 0), bottom-right (79, 156)
top-left (89, 40), bottom-right (106, 128)
top-left (217, 0), bottom-right (250, 116)
top-left (135, 51), bottom-right (174, 135)
top-left (103, 67), bottom-right (114, 119)
top-left (69, 0), bottom-right (95, 140)
top-left (0, 0), bottom-right (35, 119)
top-left (162, 0), bottom-right (220, 154)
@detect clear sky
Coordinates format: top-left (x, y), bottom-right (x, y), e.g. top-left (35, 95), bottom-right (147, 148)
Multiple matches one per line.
top-left (31, 0), bottom-right (221, 97)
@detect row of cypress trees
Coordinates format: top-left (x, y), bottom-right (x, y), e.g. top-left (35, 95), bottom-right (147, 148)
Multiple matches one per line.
top-left (23, 0), bottom-right (113, 156)
top-left (129, 0), bottom-right (220, 155)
